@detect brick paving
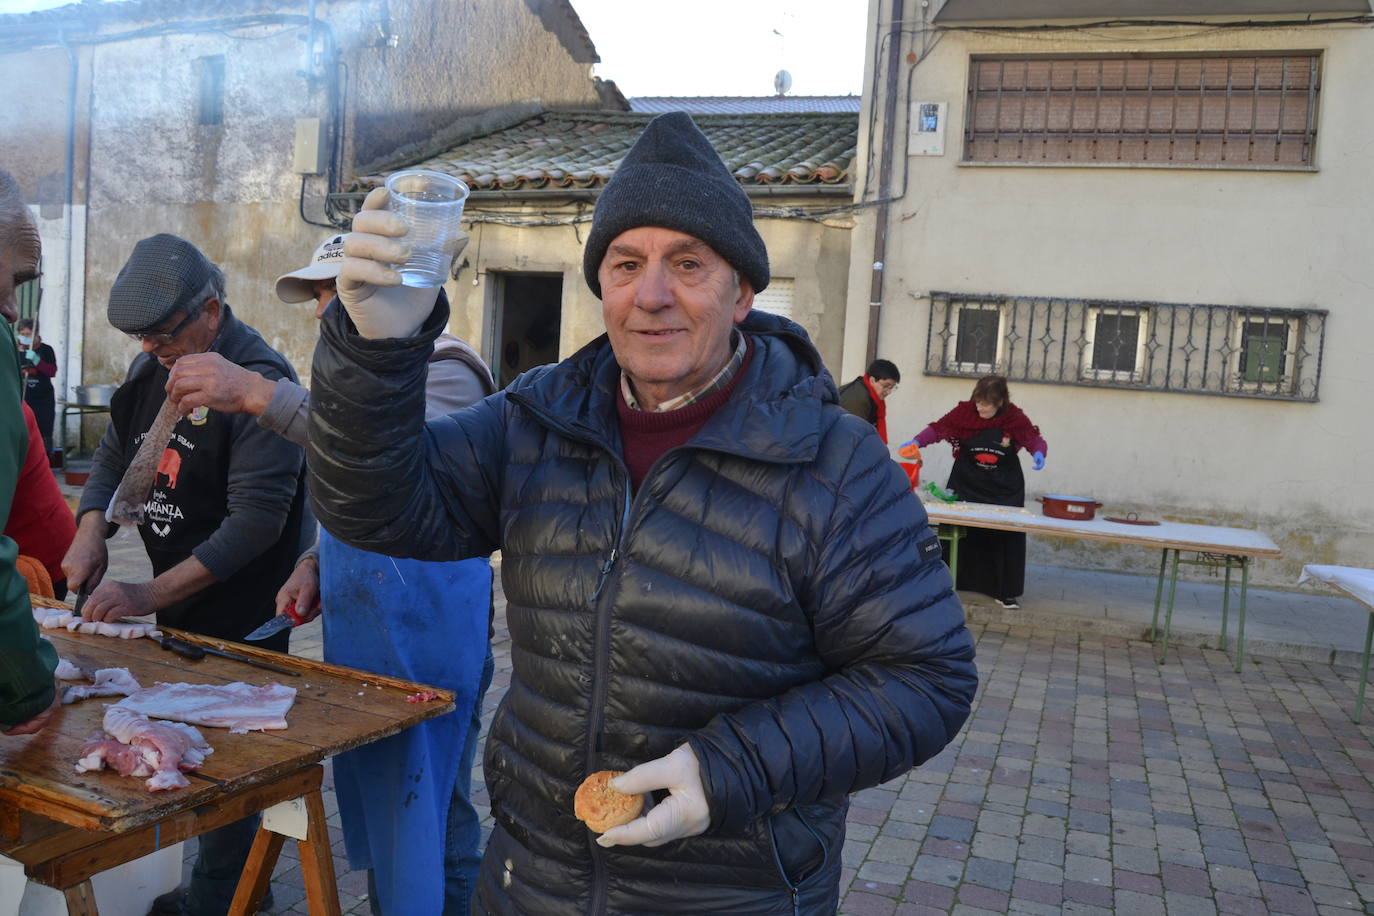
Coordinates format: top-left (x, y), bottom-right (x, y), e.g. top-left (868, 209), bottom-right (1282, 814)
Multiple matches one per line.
top-left (89, 512), bottom-right (1374, 916)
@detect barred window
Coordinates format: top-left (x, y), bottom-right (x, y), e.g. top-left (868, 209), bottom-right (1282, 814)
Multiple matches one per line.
top-left (1235, 315), bottom-right (1296, 393)
top-left (964, 53), bottom-right (1321, 168)
top-left (926, 292), bottom-right (1326, 402)
top-left (1083, 306), bottom-right (1146, 382)
top-left (17, 277), bottom-right (41, 322)
top-left (949, 300), bottom-right (1003, 372)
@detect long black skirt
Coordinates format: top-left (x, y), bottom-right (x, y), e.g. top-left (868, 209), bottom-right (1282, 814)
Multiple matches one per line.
top-left (942, 526), bottom-right (1026, 602)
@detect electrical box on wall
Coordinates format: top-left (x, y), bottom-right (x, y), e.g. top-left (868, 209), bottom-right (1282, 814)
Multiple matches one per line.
top-left (293, 118), bottom-right (327, 175)
top-left (909, 101), bottom-right (947, 156)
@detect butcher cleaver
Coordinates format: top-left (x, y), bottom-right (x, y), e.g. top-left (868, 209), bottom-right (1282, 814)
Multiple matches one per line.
top-left (244, 601), bottom-right (306, 642)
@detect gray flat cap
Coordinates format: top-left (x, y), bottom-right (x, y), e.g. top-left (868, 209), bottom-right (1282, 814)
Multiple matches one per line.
top-left (107, 233), bottom-right (216, 333)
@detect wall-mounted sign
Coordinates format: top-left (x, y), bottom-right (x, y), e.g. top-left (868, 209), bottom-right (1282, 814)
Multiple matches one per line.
top-left (910, 101), bottom-right (947, 156)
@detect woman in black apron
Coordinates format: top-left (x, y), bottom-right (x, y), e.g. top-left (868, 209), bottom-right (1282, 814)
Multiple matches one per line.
top-left (903, 376), bottom-right (1047, 608)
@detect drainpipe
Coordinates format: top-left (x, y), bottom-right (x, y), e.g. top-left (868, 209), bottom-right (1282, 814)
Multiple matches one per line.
top-left (60, 34), bottom-right (79, 415)
top-left (866, 0), bottom-right (905, 367)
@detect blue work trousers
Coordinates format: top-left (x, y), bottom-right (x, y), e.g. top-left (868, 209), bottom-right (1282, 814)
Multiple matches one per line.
top-left (367, 647), bottom-right (495, 916)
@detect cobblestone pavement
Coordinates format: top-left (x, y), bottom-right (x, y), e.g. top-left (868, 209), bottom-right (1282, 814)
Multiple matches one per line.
top-left (95, 524), bottom-right (1374, 915)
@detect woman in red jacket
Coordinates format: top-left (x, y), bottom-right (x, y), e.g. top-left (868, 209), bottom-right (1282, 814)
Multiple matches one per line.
top-left (905, 375), bottom-right (1046, 609)
top-left (5, 403), bottom-right (76, 599)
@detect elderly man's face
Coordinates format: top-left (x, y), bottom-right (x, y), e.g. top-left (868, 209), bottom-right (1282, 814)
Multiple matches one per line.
top-left (599, 227), bottom-right (753, 411)
top-left (0, 212), bottom-right (40, 325)
top-left (139, 297), bottom-right (223, 368)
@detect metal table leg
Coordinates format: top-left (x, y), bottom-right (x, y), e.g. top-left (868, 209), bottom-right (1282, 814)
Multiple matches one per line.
top-left (1150, 550), bottom-right (1168, 641)
top-left (1357, 614), bottom-right (1374, 724)
top-left (936, 524), bottom-right (963, 583)
top-left (1158, 549), bottom-right (1181, 664)
top-left (949, 525), bottom-right (960, 582)
top-left (1220, 560), bottom-right (1233, 651)
top-left (1234, 556), bottom-right (1249, 673)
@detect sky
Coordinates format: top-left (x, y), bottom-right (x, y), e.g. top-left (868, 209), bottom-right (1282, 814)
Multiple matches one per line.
top-left (567, 0), bottom-right (867, 97)
top-left (0, 0), bottom-right (869, 98)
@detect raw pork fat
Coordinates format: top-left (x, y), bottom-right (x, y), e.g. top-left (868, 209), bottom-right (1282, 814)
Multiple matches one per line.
top-left (76, 706), bottom-right (213, 790)
top-left (62, 668), bottom-right (143, 704)
top-left (115, 681), bottom-right (297, 733)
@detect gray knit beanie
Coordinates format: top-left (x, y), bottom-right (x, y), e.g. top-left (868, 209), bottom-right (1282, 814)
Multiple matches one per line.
top-left (582, 112), bottom-right (769, 298)
top-left (107, 233), bottom-right (216, 332)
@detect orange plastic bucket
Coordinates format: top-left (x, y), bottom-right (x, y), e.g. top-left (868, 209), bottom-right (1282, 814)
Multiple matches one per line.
top-left (899, 461), bottom-right (921, 490)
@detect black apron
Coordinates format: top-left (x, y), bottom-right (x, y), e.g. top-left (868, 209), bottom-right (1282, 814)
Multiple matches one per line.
top-left (944, 426), bottom-right (1027, 601)
top-left (110, 369), bottom-right (304, 650)
top-left (22, 344), bottom-right (56, 450)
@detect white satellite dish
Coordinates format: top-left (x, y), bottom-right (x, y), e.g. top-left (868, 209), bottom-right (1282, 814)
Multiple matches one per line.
top-left (774, 70), bottom-right (792, 97)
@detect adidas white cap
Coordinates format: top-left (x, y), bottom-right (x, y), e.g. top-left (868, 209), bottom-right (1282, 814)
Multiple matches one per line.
top-left (275, 235), bottom-right (345, 303)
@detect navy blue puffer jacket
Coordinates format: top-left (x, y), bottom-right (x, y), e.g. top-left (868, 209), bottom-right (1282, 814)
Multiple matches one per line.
top-left (309, 300), bottom-right (977, 916)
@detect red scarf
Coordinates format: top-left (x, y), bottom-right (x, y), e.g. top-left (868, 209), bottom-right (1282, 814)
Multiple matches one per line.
top-left (862, 376), bottom-right (888, 443)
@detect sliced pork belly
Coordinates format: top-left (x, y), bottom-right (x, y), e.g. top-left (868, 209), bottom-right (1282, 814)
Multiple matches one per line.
top-left (61, 668), bottom-right (143, 704)
top-left (53, 657), bottom-right (84, 680)
top-left (115, 681), bottom-right (297, 733)
top-left (30, 607), bottom-right (160, 639)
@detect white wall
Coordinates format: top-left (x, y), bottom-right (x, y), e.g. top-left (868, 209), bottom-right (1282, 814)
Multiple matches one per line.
top-left (848, 8), bottom-right (1374, 584)
top-left (447, 201), bottom-right (853, 373)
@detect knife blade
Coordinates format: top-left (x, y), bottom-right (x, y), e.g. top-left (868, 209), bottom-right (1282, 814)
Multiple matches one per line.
top-left (158, 635), bottom-right (301, 677)
top-left (71, 586), bottom-right (90, 618)
top-left (244, 602), bottom-right (306, 642)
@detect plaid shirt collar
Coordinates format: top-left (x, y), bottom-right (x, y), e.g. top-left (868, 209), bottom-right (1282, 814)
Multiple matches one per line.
top-left (620, 330), bottom-right (746, 413)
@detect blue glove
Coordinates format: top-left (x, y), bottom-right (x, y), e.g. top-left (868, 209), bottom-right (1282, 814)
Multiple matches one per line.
top-left (1032, 451), bottom-right (1045, 471)
top-left (23, 348), bottom-right (40, 366)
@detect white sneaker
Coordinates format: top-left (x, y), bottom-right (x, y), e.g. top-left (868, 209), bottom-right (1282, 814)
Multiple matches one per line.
top-left (994, 598), bottom-right (1020, 609)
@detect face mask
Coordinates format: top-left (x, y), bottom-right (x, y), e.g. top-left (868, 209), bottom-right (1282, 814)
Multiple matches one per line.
top-left (17, 335), bottom-right (32, 346)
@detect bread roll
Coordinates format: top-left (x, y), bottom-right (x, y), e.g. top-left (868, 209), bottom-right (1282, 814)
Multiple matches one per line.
top-left (574, 770), bottom-right (643, 834)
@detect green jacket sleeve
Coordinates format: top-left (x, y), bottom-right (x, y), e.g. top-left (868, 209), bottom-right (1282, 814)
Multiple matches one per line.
top-left (836, 377), bottom-right (876, 426)
top-left (0, 320), bottom-right (57, 729)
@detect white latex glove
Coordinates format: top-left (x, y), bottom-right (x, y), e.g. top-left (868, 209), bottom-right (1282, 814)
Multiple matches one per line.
top-left (338, 187), bottom-right (455, 339)
top-left (596, 744), bottom-right (709, 848)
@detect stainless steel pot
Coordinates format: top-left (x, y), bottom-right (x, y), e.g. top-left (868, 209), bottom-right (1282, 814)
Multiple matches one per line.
top-left (73, 384), bottom-right (118, 407)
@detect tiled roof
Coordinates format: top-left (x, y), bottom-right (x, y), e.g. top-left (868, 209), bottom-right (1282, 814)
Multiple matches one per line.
top-left (631, 96), bottom-right (862, 114)
top-left (355, 110), bottom-right (857, 193)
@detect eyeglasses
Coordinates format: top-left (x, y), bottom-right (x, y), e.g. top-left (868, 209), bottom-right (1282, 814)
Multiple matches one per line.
top-left (877, 380), bottom-right (899, 394)
top-left (127, 306), bottom-right (202, 345)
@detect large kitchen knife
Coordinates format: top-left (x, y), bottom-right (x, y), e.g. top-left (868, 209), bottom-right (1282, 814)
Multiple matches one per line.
top-left (244, 602), bottom-right (306, 642)
top-left (158, 635), bottom-right (301, 677)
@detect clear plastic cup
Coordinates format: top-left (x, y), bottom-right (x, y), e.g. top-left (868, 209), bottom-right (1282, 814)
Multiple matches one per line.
top-left (384, 169), bottom-right (470, 288)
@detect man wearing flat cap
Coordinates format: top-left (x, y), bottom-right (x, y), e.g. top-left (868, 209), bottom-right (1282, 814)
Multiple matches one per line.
top-left (309, 112), bottom-right (977, 914)
top-left (62, 233), bottom-right (309, 916)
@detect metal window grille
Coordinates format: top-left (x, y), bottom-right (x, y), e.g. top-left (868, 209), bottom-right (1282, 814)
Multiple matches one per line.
top-left (17, 278), bottom-right (41, 322)
top-left (1084, 306), bottom-right (1145, 382)
top-left (964, 53), bottom-right (1321, 168)
top-left (926, 291), bottom-right (1326, 402)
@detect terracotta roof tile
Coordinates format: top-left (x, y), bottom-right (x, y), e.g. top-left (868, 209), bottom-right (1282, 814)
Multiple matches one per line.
top-left (355, 110), bottom-right (857, 193)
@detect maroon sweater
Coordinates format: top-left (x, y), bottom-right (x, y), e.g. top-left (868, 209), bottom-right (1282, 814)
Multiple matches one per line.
top-left (615, 344), bottom-right (754, 491)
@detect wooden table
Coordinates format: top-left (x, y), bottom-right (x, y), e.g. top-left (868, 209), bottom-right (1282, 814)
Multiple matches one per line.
top-left (923, 501), bottom-right (1281, 668)
top-left (0, 618), bottom-right (455, 915)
